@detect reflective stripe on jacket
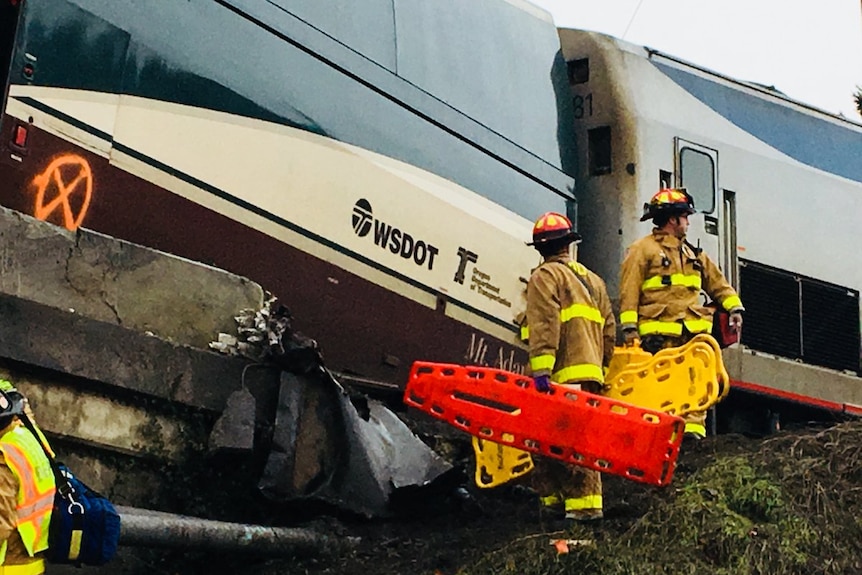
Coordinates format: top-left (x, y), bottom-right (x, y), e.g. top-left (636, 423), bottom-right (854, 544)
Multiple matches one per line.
top-left (0, 426), bottom-right (55, 561)
top-left (0, 558), bottom-right (44, 575)
top-left (619, 229), bottom-right (743, 337)
top-left (525, 255), bottom-right (614, 384)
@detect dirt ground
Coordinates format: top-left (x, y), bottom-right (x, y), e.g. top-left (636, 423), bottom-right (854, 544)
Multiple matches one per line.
top-left (102, 413), bottom-right (862, 575)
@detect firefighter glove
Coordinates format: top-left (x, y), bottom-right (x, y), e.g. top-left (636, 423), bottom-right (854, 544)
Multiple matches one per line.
top-left (533, 374), bottom-right (551, 393)
top-left (729, 311), bottom-right (743, 332)
top-left (623, 328), bottom-right (640, 346)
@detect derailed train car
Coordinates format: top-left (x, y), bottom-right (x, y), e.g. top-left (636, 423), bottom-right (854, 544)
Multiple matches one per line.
top-left (558, 29), bottom-right (862, 433)
top-left (0, 0), bottom-right (576, 388)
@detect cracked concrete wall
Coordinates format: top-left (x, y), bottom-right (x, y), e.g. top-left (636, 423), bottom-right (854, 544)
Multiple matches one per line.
top-left (0, 206), bottom-right (264, 349)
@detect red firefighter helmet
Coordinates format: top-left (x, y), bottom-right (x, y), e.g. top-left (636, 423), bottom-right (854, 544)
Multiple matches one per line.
top-left (640, 188), bottom-right (696, 222)
top-left (527, 212), bottom-right (581, 246)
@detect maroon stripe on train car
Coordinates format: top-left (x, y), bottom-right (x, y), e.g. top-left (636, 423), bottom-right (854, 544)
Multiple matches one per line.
top-left (0, 118), bottom-right (527, 387)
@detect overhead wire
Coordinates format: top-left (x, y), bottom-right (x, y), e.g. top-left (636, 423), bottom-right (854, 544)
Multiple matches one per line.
top-left (621, 0), bottom-right (647, 39)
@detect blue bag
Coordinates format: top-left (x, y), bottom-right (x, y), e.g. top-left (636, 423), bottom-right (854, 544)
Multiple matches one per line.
top-left (47, 463), bottom-right (121, 566)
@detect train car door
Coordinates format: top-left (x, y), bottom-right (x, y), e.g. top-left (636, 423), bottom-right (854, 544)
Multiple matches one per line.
top-left (674, 138), bottom-right (722, 265)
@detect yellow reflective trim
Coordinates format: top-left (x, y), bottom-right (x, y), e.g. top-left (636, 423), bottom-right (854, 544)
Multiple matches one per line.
top-left (567, 261), bottom-right (588, 276)
top-left (69, 529), bottom-right (82, 561)
top-left (638, 320), bottom-right (683, 336)
top-left (564, 495), bottom-right (603, 511)
top-left (530, 355), bottom-right (556, 372)
top-left (552, 363), bottom-right (604, 384)
top-left (722, 295), bottom-right (743, 311)
top-left (620, 311), bottom-right (638, 325)
top-left (560, 303), bottom-right (604, 325)
top-left (641, 273), bottom-right (702, 291)
top-left (683, 319), bottom-right (713, 334)
top-left (684, 423), bottom-right (706, 438)
top-left (541, 494), bottom-right (561, 507)
top-left (0, 558), bottom-right (46, 575)
top-left (520, 325), bottom-right (529, 341)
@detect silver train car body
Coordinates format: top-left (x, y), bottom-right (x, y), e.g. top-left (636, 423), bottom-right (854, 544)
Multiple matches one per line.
top-left (560, 29), bottom-right (862, 433)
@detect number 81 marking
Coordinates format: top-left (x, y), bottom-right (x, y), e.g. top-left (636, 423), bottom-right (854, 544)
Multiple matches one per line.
top-left (573, 93), bottom-right (593, 119)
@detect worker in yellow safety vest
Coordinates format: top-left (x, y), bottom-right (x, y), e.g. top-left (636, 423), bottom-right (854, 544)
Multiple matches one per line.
top-left (619, 188), bottom-right (744, 440)
top-left (523, 212), bottom-right (615, 523)
top-left (0, 378), bottom-right (55, 575)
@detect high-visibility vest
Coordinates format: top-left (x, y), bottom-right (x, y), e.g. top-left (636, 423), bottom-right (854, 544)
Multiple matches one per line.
top-left (0, 425), bottom-right (55, 562)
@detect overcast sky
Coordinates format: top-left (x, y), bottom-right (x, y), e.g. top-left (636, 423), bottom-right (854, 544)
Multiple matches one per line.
top-left (528, 0), bottom-right (862, 119)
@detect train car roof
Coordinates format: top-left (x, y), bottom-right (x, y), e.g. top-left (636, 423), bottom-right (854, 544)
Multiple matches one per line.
top-left (563, 29), bottom-right (860, 129)
top-left (560, 28), bottom-right (862, 185)
top-left (643, 47), bottom-right (862, 129)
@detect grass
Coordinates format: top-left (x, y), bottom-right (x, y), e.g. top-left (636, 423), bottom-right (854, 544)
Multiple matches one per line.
top-left (460, 422), bottom-right (862, 575)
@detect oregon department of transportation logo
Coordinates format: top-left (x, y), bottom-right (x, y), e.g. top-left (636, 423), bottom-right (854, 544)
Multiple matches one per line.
top-left (351, 199), bottom-right (439, 270)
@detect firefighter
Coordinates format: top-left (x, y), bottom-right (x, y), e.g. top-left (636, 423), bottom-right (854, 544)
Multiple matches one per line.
top-left (523, 212), bottom-right (615, 523)
top-left (0, 379), bottom-right (54, 575)
top-left (619, 188), bottom-right (744, 439)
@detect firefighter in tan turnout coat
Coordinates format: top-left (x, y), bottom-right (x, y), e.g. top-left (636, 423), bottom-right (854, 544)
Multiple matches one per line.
top-left (619, 188), bottom-right (744, 439)
top-left (523, 212), bottom-right (615, 523)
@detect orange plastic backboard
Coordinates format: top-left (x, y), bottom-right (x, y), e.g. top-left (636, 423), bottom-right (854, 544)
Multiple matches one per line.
top-left (404, 362), bottom-right (684, 486)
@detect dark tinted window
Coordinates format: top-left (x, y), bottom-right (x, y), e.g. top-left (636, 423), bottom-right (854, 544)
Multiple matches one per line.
top-left (27, 0), bottom-right (572, 218)
top-left (568, 58), bottom-right (589, 84)
top-left (0, 1), bottom-right (22, 109)
top-left (588, 126), bottom-right (611, 176)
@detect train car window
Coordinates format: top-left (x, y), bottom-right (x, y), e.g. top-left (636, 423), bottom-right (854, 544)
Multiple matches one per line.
top-left (679, 147), bottom-right (716, 213)
top-left (740, 260), bottom-right (861, 374)
top-left (0, 0), bottom-right (22, 117)
top-left (567, 58), bottom-right (589, 85)
top-left (588, 126), bottom-right (611, 175)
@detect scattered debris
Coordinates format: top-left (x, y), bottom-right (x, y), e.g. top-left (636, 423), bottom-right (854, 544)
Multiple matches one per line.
top-left (550, 538), bottom-right (594, 554)
top-left (209, 293), bottom-right (322, 373)
top-left (209, 295), bottom-right (454, 518)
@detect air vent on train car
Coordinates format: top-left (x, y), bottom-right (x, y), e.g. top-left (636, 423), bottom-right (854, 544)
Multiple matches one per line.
top-left (738, 260), bottom-right (801, 360)
top-left (800, 280), bottom-right (860, 373)
top-left (740, 259), bottom-right (861, 374)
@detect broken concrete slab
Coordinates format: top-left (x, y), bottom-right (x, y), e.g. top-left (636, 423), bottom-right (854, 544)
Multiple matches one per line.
top-left (0, 292), bottom-right (278, 413)
top-left (0, 206), bottom-right (264, 349)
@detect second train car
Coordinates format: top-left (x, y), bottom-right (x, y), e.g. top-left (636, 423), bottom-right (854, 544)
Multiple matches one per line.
top-left (559, 28), bottom-right (862, 434)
